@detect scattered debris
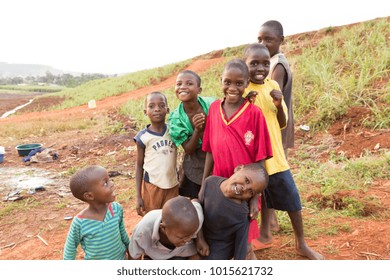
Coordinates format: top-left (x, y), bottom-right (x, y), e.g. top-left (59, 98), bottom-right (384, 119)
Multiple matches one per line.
top-left (36, 234), bottom-right (48, 246)
top-left (64, 216), bottom-right (73, 221)
top-left (108, 171), bottom-right (121, 177)
top-left (3, 190), bottom-right (23, 202)
top-left (299, 124), bottom-right (310, 131)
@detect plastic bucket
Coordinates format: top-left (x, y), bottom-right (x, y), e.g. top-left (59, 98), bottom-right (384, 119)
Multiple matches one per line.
top-left (16, 143), bottom-right (42, 156)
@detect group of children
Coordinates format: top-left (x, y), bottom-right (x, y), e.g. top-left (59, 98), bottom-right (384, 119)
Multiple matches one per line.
top-left (63, 20), bottom-right (324, 260)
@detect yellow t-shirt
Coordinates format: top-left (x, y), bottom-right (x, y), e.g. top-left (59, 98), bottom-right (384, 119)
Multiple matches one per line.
top-left (245, 79), bottom-right (290, 175)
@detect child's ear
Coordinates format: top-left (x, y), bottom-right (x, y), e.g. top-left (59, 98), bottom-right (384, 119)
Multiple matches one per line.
top-left (166, 107), bottom-right (170, 113)
top-left (159, 222), bottom-right (166, 232)
top-left (143, 109), bottom-right (147, 116)
top-left (83, 191), bottom-right (94, 201)
top-left (234, 164), bottom-right (244, 173)
top-left (198, 87), bottom-right (203, 94)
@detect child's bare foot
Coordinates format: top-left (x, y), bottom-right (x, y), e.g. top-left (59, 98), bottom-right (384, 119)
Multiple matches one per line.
top-left (258, 233), bottom-right (273, 244)
top-left (296, 243), bottom-right (325, 260)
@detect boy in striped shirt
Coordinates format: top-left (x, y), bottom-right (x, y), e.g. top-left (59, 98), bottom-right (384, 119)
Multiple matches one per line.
top-left (63, 165), bottom-right (130, 260)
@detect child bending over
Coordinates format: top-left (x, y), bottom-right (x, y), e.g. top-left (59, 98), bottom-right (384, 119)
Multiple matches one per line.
top-left (129, 196), bottom-right (204, 260)
top-left (197, 163), bottom-right (269, 260)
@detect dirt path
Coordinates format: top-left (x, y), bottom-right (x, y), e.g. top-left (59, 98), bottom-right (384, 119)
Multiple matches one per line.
top-left (0, 58), bottom-right (224, 124)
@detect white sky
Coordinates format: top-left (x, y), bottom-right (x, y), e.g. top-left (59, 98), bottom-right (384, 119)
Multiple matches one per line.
top-left (0, 0), bottom-right (388, 75)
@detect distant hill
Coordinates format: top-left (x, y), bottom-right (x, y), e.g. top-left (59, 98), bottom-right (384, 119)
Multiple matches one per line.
top-left (0, 62), bottom-right (80, 77)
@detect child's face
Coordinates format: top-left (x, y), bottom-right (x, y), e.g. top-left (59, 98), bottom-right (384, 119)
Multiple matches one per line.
top-left (258, 26), bottom-right (283, 57)
top-left (175, 73), bottom-right (202, 102)
top-left (88, 167), bottom-right (116, 203)
top-left (144, 94), bottom-right (168, 123)
top-left (162, 220), bottom-right (198, 247)
top-left (221, 67), bottom-right (249, 104)
top-left (226, 168), bottom-right (267, 201)
top-left (245, 48), bottom-right (271, 85)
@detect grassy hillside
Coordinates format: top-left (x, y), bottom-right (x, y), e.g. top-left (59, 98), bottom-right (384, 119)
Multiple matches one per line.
top-left (122, 17), bottom-right (389, 131)
top-left (21, 17), bottom-right (390, 131)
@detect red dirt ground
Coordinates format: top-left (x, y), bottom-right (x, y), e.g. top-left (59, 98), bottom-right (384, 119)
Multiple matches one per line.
top-left (0, 57), bottom-right (389, 260)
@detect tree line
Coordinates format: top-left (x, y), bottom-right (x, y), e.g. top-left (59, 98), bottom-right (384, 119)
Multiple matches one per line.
top-left (0, 71), bottom-right (112, 88)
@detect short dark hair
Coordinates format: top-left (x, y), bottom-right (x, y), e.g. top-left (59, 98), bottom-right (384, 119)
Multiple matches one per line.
top-left (243, 162), bottom-right (269, 186)
top-left (162, 196), bottom-right (199, 229)
top-left (261, 20), bottom-right (284, 37)
top-left (223, 58), bottom-right (249, 80)
top-left (243, 43), bottom-right (270, 60)
top-left (178, 70), bottom-right (202, 87)
top-left (145, 91), bottom-right (168, 107)
top-left (69, 165), bottom-right (103, 201)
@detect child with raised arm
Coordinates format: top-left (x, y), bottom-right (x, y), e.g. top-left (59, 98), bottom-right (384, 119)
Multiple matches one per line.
top-left (201, 58), bottom-right (273, 259)
top-left (257, 20), bottom-right (294, 233)
top-left (129, 196), bottom-right (204, 260)
top-left (134, 91), bottom-right (179, 216)
top-left (197, 163), bottom-right (269, 260)
top-left (243, 43), bottom-right (324, 260)
top-left (169, 70), bottom-right (215, 199)
top-left (63, 165), bottom-right (130, 260)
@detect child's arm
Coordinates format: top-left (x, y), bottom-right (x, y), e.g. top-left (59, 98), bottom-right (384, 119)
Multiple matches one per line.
top-left (195, 228), bottom-right (210, 257)
top-left (63, 219), bottom-right (81, 260)
top-left (181, 113), bottom-right (206, 155)
top-left (135, 142), bottom-right (145, 216)
top-left (270, 89), bottom-right (287, 129)
top-left (202, 152), bottom-right (214, 183)
top-left (248, 160), bottom-right (265, 219)
top-left (270, 64), bottom-right (287, 92)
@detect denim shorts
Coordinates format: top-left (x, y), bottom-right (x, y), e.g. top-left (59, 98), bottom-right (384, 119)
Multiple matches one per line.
top-left (263, 169), bottom-right (302, 212)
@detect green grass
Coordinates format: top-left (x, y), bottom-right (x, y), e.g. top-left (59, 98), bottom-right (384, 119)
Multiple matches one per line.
top-left (44, 60), bottom-right (191, 110)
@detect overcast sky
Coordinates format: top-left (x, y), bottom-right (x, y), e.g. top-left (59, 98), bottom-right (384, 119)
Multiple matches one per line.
top-left (1, 0), bottom-right (388, 75)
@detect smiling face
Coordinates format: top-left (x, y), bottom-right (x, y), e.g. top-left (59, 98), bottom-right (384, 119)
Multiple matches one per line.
top-left (221, 66), bottom-right (249, 105)
top-left (144, 92), bottom-right (168, 124)
top-left (223, 167), bottom-right (267, 201)
top-left (245, 46), bottom-right (271, 85)
top-left (175, 72), bottom-right (202, 102)
top-left (86, 166), bottom-right (116, 203)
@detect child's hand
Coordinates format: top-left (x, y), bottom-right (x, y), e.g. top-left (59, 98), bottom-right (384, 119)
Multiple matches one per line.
top-left (249, 195), bottom-right (259, 219)
top-left (270, 89), bottom-right (283, 107)
top-left (196, 238), bottom-right (210, 257)
top-left (246, 91), bottom-right (258, 103)
top-left (192, 113), bottom-right (206, 132)
top-left (136, 197), bottom-right (145, 216)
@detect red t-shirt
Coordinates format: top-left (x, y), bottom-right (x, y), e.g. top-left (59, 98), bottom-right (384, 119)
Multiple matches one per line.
top-left (202, 99), bottom-right (272, 178)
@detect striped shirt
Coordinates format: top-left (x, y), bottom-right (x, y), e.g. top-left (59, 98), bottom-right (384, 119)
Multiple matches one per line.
top-left (63, 202), bottom-right (130, 260)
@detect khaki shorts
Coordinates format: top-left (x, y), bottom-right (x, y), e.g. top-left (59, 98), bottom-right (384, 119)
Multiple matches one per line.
top-left (142, 181), bottom-right (179, 213)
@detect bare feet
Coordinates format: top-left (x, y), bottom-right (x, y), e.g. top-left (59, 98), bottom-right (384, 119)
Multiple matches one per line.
top-left (296, 243), bottom-right (325, 260)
